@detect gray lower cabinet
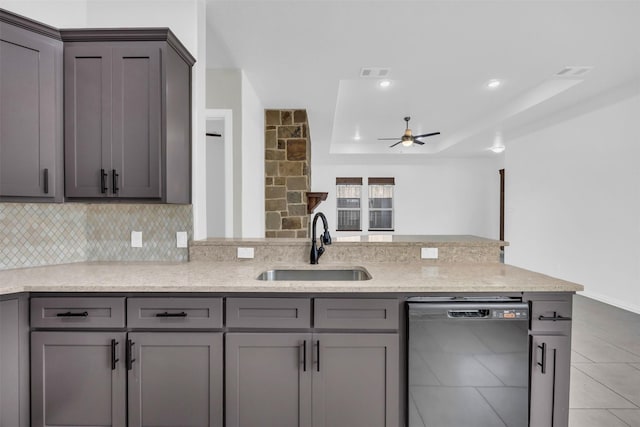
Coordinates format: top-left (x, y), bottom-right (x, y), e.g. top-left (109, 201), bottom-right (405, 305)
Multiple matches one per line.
top-left (0, 297), bottom-right (29, 427)
top-left (526, 293), bottom-right (573, 427)
top-left (529, 334), bottom-right (571, 427)
top-left (62, 29), bottom-right (194, 203)
top-left (226, 333), bottom-right (311, 427)
top-left (312, 333), bottom-right (399, 427)
top-left (127, 332), bottom-right (223, 427)
top-left (0, 10), bottom-right (63, 201)
top-left (30, 331), bottom-right (127, 427)
top-left (225, 332), bottom-right (399, 427)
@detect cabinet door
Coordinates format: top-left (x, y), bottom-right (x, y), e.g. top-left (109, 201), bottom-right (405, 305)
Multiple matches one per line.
top-left (111, 45), bottom-right (161, 199)
top-left (31, 331), bottom-right (126, 427)
top-left (530, 334), bottom-right (571, 427)
top-left (226, 333), bottom-right (312, 427)
top-left (0, 24), bottom-right (60, 199)
top-left (127, 332), bottom-right (223, 427)
top-left (64, 44), bottom-right (112, 198)
top-left (312, 333), bottom-right (399, 427)
top-left (0, 297), bottom-right (29, 427)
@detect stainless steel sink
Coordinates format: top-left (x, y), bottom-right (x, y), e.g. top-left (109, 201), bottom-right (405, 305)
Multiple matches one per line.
top-left (256, 267), bottom-right (372, 281)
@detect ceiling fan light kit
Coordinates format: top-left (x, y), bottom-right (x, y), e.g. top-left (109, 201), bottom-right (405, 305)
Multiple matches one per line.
top-left (378, 116), bottom-right (441, 148)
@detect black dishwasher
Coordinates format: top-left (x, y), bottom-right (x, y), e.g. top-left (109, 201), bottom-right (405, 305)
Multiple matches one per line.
top-left (408, 297), bottom-right (529, 427)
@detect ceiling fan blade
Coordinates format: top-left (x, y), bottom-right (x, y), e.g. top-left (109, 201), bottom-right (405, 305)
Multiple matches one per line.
top-left (389, 141), bottom-right (403, 148)
top-left (413, 132), bottom-right (441, 139)
top-left (413, 140), bottom-right (425, 145)
top-left (378, 138), bottom-right (401, 140)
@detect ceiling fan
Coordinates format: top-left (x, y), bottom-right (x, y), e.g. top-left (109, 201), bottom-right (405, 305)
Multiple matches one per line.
top-left (378, 116), bottom-right (440, 148)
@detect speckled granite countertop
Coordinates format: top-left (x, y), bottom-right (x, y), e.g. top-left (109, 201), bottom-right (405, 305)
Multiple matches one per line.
top-left (0, 261), bottom-right (583, 295)
top-left (192, 235), bottom-right (507, 246)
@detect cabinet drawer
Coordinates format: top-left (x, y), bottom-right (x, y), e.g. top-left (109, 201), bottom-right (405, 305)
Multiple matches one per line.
top-left (226, 298), bottom-right (311, 328)
top-left (127, 298), bottom-right (222, 329)
top-left (530, 300), bottom-right (572, 332)
top-left (314, 298), bottom-right (399, 330)
top-left (30, 297), bottom-right (125, 329)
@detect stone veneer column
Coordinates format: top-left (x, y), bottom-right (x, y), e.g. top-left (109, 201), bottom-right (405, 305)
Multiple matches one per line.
top-left (264, 109), bottom-right (310, 238)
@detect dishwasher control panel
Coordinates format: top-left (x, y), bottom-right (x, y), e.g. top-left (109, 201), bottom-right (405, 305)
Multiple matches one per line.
top-left (493, 308), bottom-right (529, 320)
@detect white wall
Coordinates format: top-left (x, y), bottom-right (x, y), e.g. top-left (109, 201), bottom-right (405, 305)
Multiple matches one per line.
top-left (84, 1), bottom-right (197, 51)
top-left (312, 158), bottom-right (502, 238)
top-left (0, 0), bottom-right (88, 27)
top-left (240, 71), bottom-right (265, 238)
top-left (505, 92), bottom-right (640, 313)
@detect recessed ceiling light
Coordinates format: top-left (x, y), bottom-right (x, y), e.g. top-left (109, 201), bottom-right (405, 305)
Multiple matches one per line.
top-left (378, 79), bottom-right (391, 88)
top-left (490, 132), bottom-right (505, 152)
top-left (487, 79), bottom-right (502, 89)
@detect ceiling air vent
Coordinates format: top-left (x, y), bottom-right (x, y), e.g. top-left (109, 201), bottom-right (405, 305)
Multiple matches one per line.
top-left (360, 67), bottom-right (390, 78)
top-left (555, 66), bottom-right (593, 79)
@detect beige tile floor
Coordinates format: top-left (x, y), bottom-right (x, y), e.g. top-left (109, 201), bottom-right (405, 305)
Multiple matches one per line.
top-left (570, 295), bottom-right (640, 427)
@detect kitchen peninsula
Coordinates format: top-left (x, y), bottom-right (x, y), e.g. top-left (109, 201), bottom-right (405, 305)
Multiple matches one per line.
top-left (0, 236), bottom-right (582, 427)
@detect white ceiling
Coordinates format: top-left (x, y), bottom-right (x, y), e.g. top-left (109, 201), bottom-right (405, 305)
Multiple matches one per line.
top-left (206, 0), bottom-right (640, 163)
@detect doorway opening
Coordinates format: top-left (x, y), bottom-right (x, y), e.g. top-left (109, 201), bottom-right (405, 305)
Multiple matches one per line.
top-left (499, 168), bottom-right (505, 259)
top-left (205, 109), bottom-right (233, 237)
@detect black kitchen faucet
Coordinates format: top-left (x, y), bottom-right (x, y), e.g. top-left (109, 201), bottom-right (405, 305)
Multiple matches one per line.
top-left (310, 212), bottom-right (331, 264)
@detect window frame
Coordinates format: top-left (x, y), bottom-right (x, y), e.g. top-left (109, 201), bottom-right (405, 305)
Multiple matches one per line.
top-left (367, 178), bottom-right (395, 232)
top-left (335, 178), bottom-right (363, 232)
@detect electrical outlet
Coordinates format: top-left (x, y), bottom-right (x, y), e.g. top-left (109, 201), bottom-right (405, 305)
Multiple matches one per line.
top-left (237, 247), bottom-right (255, 259)
top-left (131, 231), bottom-right (143, 248)
top-left (176, 231), bottom-right (188, 248)
top-left (421, 247), bottom-right (438, 259)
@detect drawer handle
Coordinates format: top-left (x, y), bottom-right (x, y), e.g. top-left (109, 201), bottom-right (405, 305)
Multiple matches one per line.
top-left (538, 312), bottom-right (572, 321)
top-left (56, 311), bottom-right (89, 317)
top-left (155, 311), bottom-right (188, 318)
top-left (316, 340), bottom-right (320, 372)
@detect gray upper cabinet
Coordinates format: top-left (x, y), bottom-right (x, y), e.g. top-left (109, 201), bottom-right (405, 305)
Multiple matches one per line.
top-left (111, 46), bottom-right (161, 198)
top-left (127, 332), bottom-right (223, 427)
top-left (62, 29), bottom-right (194, 203)
top-left (0, 10), bottom-right (63, 202)
top-left (63, 44), bottom-right (112, 198)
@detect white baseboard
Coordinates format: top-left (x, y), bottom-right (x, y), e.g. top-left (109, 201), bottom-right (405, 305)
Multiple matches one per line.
top-left (578, 290), bottom-right (640, 315)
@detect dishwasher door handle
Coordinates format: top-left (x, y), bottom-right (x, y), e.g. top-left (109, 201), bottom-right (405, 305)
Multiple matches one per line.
top-left (448, 309), bottom-right (491, 318)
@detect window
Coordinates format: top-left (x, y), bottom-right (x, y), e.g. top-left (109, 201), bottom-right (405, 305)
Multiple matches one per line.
top-left (368, 177), bottom-right (394, 231)
top-left (336, 177), bottom-right (362, 231)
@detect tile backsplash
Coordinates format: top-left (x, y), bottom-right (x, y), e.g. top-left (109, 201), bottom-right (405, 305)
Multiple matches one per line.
top-left (0, 204), bottom-right (87, 269)
top-left (0, 203), bottom-right (192, 270)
